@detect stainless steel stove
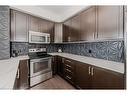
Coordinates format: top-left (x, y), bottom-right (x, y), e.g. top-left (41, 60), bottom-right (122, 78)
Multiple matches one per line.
top-left (29, 48), bottom-right (52, 87)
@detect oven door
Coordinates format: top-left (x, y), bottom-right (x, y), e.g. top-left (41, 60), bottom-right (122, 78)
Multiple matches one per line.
top-left (30, 57), bottom-right (51, 77)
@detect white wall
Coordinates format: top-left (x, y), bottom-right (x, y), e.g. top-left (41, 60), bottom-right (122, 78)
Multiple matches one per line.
top-left (10, 6), bottom-right (89, 22)
top-left (10, 6), bottom-right (59, 22)
top-left (58, 6), bottom-right (89, 22)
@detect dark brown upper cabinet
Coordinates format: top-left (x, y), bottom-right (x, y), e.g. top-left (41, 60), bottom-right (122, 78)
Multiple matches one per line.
top-left (63, 19), bottom-right (71, 42)
top-left (29, 16), bottom-right (39, 32)
top-left (80, 6), bottom-right (96, 41)
top-left (11, 9), bottom-right (55, 43)
top-left (62, 6), bottom-right (124, 42)
top-left (70, 14), bottom-right (81, 41)
top-left (97, 6), bottom-right (123, 39)
top-left (39, 19), bottom-right (48, 33)
top-left (39, 19), bottom-right (55, 42)
top-left (11, 10), bottom-right (29, 42)
top-left (46, 21), bottom-right (55, 42)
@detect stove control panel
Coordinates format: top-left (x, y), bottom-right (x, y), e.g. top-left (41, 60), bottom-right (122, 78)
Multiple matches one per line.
top-left (29, 48), bottom-right (46, 53)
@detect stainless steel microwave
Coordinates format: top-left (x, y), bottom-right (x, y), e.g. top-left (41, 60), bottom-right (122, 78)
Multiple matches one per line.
top-left (29, 31), bottom-right (50, 43)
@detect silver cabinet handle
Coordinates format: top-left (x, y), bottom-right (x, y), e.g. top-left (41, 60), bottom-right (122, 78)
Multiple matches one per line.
top-left (66, 59), bottom-right (71, 63)
top-left (91, 67), bottom-right (94, 76)
top-left (17, 68), bottom-right (19, 79)
top-left (66, 75), bottom-right (71, 80)
top-left (93, 32), bottom-right (95, 39)
top-left (66, 68), bottom-right (72, 73)
top-left (65, 64), bottom-right (71, 68)
top-left (68, 36), bottom-right (71, 42)
top-left (88, 66), bottom-right (91, 75)
top-left (26, 60), bottom-right (29, 75)
top-left (62, 58), bottom-right (64, 63)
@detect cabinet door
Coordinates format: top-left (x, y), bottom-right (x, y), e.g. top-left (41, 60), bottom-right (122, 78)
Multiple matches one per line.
top-left (47, 21), bottom-right (54, 42)
top-left (97, 6), bottom-right (123, 39)
top-left (54, 23), bottom-right (63, 43)
top-left (80, 6), bottom-right (96, 41)
top-left (39, 19), bottom-right (54, 42)
top-left (70, 14), bottom-right (80, 41)
top-left (92, 66), bottom-right (124, 89)
top-left (18, 60), bottom-right (29, 89)
top-left (75, 62), bottom-right (91, 89)
top-left (39, 19), bottom-right (48, 33)
top-left (63, 23), bottom-right (67, 42)
top-left (57, 56), bottom-right (64, 77)
top-left (38, 18), bottom-right (54, 42)
top-left (13, 68), bottom-right (20, 89)
top-left (63, 19), bottom-right (71, 42)
top-left (29, 16), bottom-right (39, 32)
top-left (11, 10), bottom-right (28, 42)
top-left (52, 56), bottom-right (58, 75)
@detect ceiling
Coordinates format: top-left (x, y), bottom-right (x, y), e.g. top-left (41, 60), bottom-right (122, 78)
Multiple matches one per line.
top-left (10, 6), bottom-right (90, 22)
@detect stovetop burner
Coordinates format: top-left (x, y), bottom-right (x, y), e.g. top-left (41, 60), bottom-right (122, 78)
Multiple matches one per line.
top-left (29, 54), bottom-right (52, 59)
top-left (28, 48), bottom-right (52, 59)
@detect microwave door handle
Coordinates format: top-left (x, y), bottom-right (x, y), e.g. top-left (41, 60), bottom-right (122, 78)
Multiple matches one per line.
top-left (46, 37), bottom-right (48, 43)
top-left (48, 36), bottom-right (50, 42)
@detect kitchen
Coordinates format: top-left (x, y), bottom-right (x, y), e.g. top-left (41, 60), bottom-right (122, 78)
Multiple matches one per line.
top-left (0, 5), bottom-right (126, 90)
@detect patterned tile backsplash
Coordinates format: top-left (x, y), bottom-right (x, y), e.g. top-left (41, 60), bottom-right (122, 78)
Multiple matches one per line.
top-left (11, 42), bottom-right (58, 56)
top-left (11, 40), bottom-right (125, 63)
top-left (60, 40), bottom-right (124, 63)
top-left (11, 42), bottom-right (29, 56)
top-left (28, 43), bottom-right (58, 53)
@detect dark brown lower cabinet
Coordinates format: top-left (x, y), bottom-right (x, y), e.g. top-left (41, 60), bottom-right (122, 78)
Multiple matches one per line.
top-left (18, 60), bottom-right (29, 89)
top-left (75, 62), bottom-right (91, 89)
top-left (13, 70), bottom-right (19, 89)
top-left (52, 56), bottom-right (57, 75)
top-left (57, 56), bottom-right (64, 77)
top-left (75, 63), bottom-right (124, 89)
top-left (13, 59), bottom-right (29, 89)
top-left (52, 56), bottom-right (64, 76)
top-left (91, 66), bottom-right (124, 89)
top-left (52, 56), bottom-right (124, 89)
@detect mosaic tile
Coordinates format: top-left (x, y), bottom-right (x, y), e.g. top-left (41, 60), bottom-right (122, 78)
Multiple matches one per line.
top-left (11, 40), bottom-right (124, 63)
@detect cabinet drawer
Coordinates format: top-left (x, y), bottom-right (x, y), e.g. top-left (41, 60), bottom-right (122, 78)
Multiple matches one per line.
top-left (64, 67), bottom-right (74, 75)
top-left (64, 72), bottom-right (74, 83)
top-left (64, 59), bottom-right (75, 69)
top-left (64, 64), bottom-right (75, 71)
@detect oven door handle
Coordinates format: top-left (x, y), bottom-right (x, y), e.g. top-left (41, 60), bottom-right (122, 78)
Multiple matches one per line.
top-left (30, 57), bottom-right (51, 62)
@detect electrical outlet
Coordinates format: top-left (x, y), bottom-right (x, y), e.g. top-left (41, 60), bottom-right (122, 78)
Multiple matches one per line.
top-left (89, 50), bottom-right (92, 53)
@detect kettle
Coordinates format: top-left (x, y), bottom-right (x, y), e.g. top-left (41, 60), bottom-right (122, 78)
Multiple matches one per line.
top-left (58, 48), bottom-right (62, 53)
